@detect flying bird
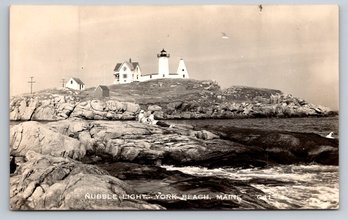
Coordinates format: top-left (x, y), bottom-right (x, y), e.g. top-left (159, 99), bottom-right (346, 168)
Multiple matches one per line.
top-left (221, 32), bottom-right (229, 39)
top-left (259, 4), bottom-right (263, 12)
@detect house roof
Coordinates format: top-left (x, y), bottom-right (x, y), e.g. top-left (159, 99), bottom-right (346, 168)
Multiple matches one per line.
top-left (114, 63), bottom-right (122, 72)
top-left (96, 85), bottom-right (109, 91)
top-left (71, 77), bottom-right (85, 85)
top-left (114, 61), bottom-right (140, 72)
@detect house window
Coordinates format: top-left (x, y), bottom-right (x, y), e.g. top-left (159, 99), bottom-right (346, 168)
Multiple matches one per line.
top-left (137, 76), bottom-right (139, 79)
top-left (71, 80), bottom-right (73, 84)
top-left (124, 80), bottom-right (126, 82)
top-left (182, 69), bottom-right (185, 71)
top-left (183, 74), bottom-right (185, 78)
top-left (163, 74), bottom-right (165, 77)
top-left (123, 74), bottom-right (127, 79)
top-left (123, 66), bottom-right (127, 71)
top-left (150, 75), bottom-right (152, 79)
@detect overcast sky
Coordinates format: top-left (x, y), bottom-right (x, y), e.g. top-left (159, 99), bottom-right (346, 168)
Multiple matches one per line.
top-left (10, 5), bottom-right (338, 109)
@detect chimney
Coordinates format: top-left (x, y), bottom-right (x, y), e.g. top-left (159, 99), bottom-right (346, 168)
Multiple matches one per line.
top-left (129, 58), bottom-right (132, 63)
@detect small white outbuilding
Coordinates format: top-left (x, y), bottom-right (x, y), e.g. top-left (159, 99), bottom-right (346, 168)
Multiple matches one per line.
top-left (65, 77), bottom-right (85, 90)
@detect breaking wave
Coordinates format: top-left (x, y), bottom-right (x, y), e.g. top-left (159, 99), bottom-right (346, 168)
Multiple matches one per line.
top-left (162, 164), bottom-right (339, 209)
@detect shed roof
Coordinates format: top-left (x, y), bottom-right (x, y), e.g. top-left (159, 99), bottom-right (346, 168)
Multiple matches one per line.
top-left (71, 77), bottom-right (85, 85)
top-left (96, 85), bottom-right (109, 91)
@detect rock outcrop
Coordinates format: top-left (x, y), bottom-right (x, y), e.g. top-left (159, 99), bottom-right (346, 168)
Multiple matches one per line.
top-left (9, 79), bottom-right (335, 121)
top-left (10, 151), bottom-right (163, 210)
top-left (201, 125), bottom-right (339, 166)
top-left (10, 120), bottom-right (339, 168)
top-left (10, 95), bottom-right (140, 121)
top-left (10, 121), bottom-right (86, 160)
top-left (98, 162), bottom-right (274, 210)
top-left (160, 94), bottom-right (333, 119)
top-left (9, 119), bottom-right (339, 210)
top-left (42, 119), bottom-right (339, 167)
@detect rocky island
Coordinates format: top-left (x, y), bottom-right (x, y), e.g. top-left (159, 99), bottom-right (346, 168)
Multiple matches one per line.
top-left (9, 79), bottom-right (339, 210)
top-left (10, 79), bottom-right (335, 121)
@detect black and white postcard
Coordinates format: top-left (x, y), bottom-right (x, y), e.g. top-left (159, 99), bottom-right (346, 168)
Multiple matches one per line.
top-left (9, 5), bottom-right (339, 210)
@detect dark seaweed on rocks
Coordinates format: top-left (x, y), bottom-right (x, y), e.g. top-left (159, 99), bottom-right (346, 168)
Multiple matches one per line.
top-left (199, 125), bottom-right (339, 166)
top-left (97, 162), bottom-right (274, 210)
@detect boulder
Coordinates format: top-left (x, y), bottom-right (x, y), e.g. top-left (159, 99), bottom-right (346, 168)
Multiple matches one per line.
top-left (106, 100), bottom-right (124, 112)
top-left (69, 120), bottom-right (91, 133)
top-left (106, 111), bottom-right (116, 119)
top-left (52, 94), bottom-right (66, 103)
top-left (10, 121), bottom-right (86, 160)
top-left (10, 151), bottom-right (163, 210)
top-left (90, 100), bottom-right (106, 111)
top-left (167, 101), bottom-right (182, 110)
top-left (125, 102), bottom-right (140, 113)
top-left (10, 109), bottom-right (21, 121)
top-left (31, 105), bottom-right (58, 121)
top-left (147, 105), bottom-right (162, 112)
top-left (75, 101), bottom-right (90, 110)
top-left (194, 130), bottom-right (219, 140)
top-left (10, 97), bottom-right (39, 120)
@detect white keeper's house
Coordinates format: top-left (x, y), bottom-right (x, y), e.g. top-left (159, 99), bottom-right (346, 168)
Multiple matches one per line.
top-left (113, 49), bottom-right (189, 84)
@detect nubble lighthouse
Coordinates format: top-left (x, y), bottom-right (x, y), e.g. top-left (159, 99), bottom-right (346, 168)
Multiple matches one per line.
top-left (113, 48), bottom-right (189, 84)
top-left (157, 49), bottom-right (170, 78)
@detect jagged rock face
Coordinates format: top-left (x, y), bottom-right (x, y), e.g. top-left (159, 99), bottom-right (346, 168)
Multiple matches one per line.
top-left (10, 121), bottom-right (86, 160)
top-left (10, 119), bottom-right (339, 168)
top-left (9, 81), bottom-right (335, 121)
top-left (10, 95), bottom-right (141, 121)
top-left (161, 100), bottom-right (332, 119)
top-left (44, 120), bottom-right (338, 167)
top-left (202, 125), bottom-right (339, 166)
top-left (10, 151), bottom-right (163, 210)
top-left (10, 97), bottom-right (39, 120)
top-left (43, 120), bottom-right (255, 167)
top-left (9, 119), bottom-right (339, 210)
top-left (68, 100), bottom-right (140, 120)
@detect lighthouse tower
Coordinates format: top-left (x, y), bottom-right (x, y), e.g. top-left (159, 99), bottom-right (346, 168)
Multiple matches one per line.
top-left (177, 59), bottom-right (189, 79)
top-left (157, 49), bottom-right (170, 78)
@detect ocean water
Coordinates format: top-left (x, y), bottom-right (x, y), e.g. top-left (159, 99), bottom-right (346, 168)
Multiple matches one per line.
top-left (162, 164), bottom-right (339, 209)
top-left (164, 116), bottom-right (339, 209)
